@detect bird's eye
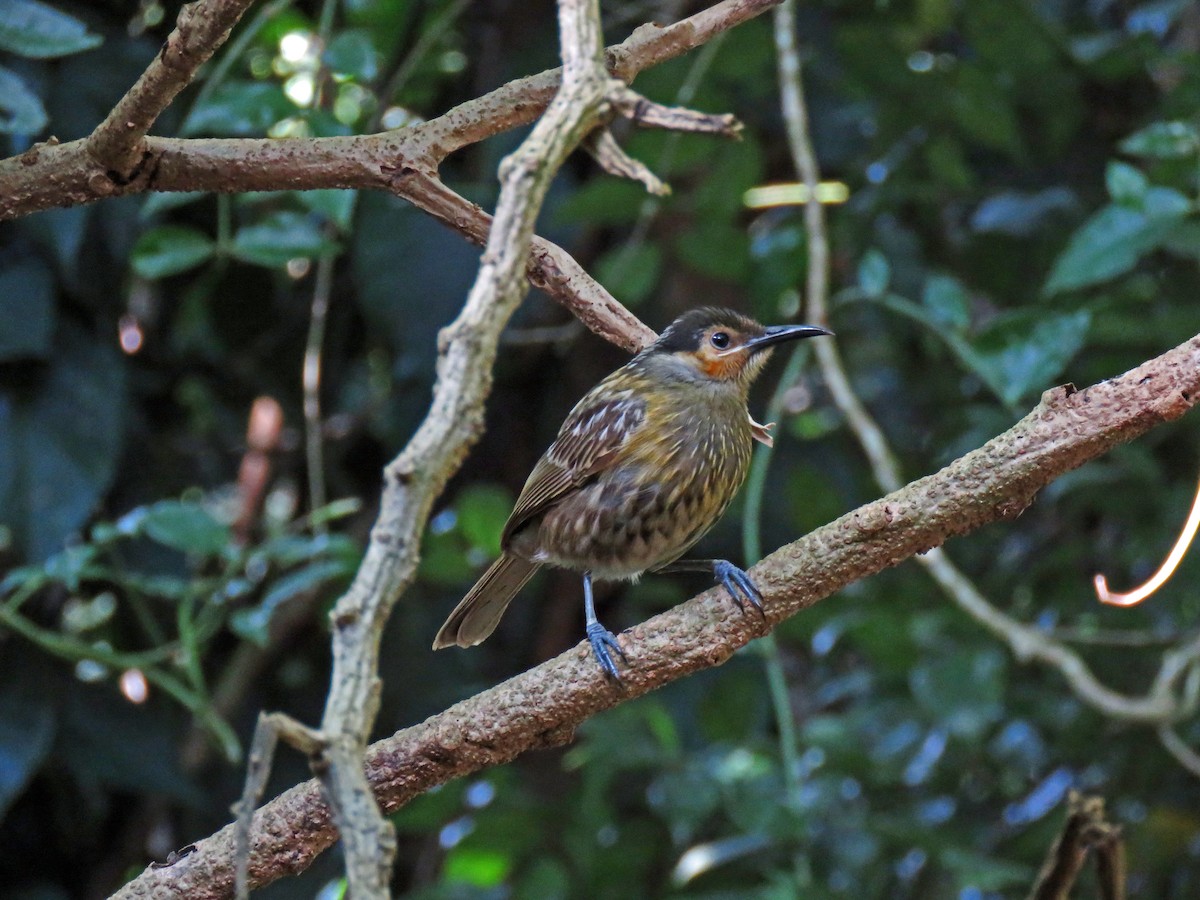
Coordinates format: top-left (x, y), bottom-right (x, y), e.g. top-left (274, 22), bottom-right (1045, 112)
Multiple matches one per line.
top-left (710, 331), bottom-right (731, 349)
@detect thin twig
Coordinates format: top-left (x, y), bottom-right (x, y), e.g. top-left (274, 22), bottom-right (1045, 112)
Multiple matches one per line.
top-left (89, 0), bottom-right (257, 173)
top-left (1027, 793), bottom-right (1124, 900)
top-left (303, 252), bottom-right (336, 523)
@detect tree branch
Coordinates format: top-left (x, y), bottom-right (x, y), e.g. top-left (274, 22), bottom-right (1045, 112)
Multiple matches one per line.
top-left (1, 0), bottom-right (769, 356)
top-left (88, 0), bottom-right (257, 173)
top-left (112, 332), bottom-right (1200, 900)
top-left (0, 0), bottom-right (779, 218)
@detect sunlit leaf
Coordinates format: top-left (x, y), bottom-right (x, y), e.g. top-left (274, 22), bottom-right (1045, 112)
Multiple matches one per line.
top-left (443, 847), bottom-right (511, 886)
top-left (457, 485), bottom-right (513, 558)
top-left (1120, 120), bottom-right (1200, 159)
top-left (181, 81), bottom-right (293, 137)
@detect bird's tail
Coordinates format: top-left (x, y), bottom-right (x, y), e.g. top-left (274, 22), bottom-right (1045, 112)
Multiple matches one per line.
top-left (432, 554), bottom-right (541, 649)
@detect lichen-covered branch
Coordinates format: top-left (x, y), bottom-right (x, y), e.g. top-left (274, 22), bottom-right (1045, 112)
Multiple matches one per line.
top-left (112, 332), bottom-right (1200, 900)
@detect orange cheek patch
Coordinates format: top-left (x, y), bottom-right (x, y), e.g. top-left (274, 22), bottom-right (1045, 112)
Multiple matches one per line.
top-left (700, 353), bottom-right (743, 380)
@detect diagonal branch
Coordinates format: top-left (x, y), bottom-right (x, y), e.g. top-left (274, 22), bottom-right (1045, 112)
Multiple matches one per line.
top-left (89, 0), bottom-right (257, 173)
top-left (112, 332), bottom-right (1200, 900)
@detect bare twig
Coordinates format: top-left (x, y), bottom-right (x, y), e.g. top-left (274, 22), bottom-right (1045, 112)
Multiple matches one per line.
top-left (1027, 793), bottom-right (1125, 900)
top-left (1157, 723), bottom-right (1200, 778)
top-left (89, 0), bottom-right (257, 173)
top-left (303, 251), bottom-right (336, 521)
top-left (112, 331), bottom-right (1200, 900)
top-left (583, 128), bottom-right (670, 196)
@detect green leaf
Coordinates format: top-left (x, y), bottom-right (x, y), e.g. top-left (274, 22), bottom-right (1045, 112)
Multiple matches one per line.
top-left (0, 256), bottom-right (55, 361)
top-left (1120, 120), bottom-right (1200, 159)
top-left (0, 324), bottom-right (125, 561)
top-left (296, 189), bottom-right (358, 232)
top-left (952, 64), bottom-right (1022, 156)
top-left (857, 249), bottom-right (890, 298)
top-left (970, 308), bottom-right (1091, 406)
top-left (1105, 160), bottom-right (1147, 205)
top-left (0, 0), bottom-right (102, 59)
top-left (443, 847), bottom-right (511, 887)
top-left (180, 81), bottom-right (293, 137)
top-left (970, 187), bottom-right (1076, 236)
top-left (322, 29), bottom-right (380, 81)
top-left (230, 559), bottom-right (351, 646)
top-left (0, 65), bottom-right (47, 134)
top-left (231, 211), bottom-right (338, 267)
top-left (139, 191), bottom-right (207, 220)
top-left (595, 243), bottom-right (661, 307)
top-left (457, 485), bottom-right (513, 558)
top-left (1043, 202), bottom-right (1187, 295)
top-left (674, 221), bottom-right (750, 281)
top-left (921, 274), bottom-right (971, 332)
top-left (139, 500), bottom-right (230, 556)
top-left (938, 848), bottom-right (1032, 891)
top-left (0, 650), bottom-right (58, 817)
top-left (41, 544), bottom-right (100, 591)
top-left (554, 179), bottom-right (653, 227)
top-left (909, 647), bottom-right (1006, 739)
top-left (130, 226), bottom-right (215, 279)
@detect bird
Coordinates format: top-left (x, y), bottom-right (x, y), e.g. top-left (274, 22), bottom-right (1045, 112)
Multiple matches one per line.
top-left (432, 307), bottom-right (832, 678)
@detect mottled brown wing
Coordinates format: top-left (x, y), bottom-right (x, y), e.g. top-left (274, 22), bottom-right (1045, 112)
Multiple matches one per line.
top-left (501, 390), bottom-right (646, 546)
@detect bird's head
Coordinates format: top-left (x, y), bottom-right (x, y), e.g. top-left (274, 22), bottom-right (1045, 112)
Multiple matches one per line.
top-left (649, 307), bottom-right (832, 387)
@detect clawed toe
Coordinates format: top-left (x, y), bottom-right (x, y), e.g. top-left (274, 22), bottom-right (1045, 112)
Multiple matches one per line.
top-left (586, 621), bottom-right (627, 680)
top-left (713, 560), bottom-right (765, 617)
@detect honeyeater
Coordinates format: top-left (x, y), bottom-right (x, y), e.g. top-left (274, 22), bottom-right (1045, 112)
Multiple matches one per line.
top-left (433, 307), bottom-right (831, 677)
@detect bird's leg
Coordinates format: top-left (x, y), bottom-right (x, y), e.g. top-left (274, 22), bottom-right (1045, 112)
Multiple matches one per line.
top-left (583, 570), bottom-right (627, 679)
top-left (657, 559), bottom-right (764, 615)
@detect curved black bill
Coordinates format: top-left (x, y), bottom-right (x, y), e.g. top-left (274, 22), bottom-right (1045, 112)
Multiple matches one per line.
top-left (746, 323), bottom-right (833, 353)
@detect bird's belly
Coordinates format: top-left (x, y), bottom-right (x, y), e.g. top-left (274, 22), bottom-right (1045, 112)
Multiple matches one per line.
top-left (530, 455), bottom-right (743, 580)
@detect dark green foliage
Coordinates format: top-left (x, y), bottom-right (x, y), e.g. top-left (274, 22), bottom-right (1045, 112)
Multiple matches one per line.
top-left (2, 0), bottom-right (1200, 898)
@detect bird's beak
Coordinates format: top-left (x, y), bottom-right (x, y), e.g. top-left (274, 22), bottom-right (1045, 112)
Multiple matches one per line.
top-left (745, 323), bottom-right (833, 354)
